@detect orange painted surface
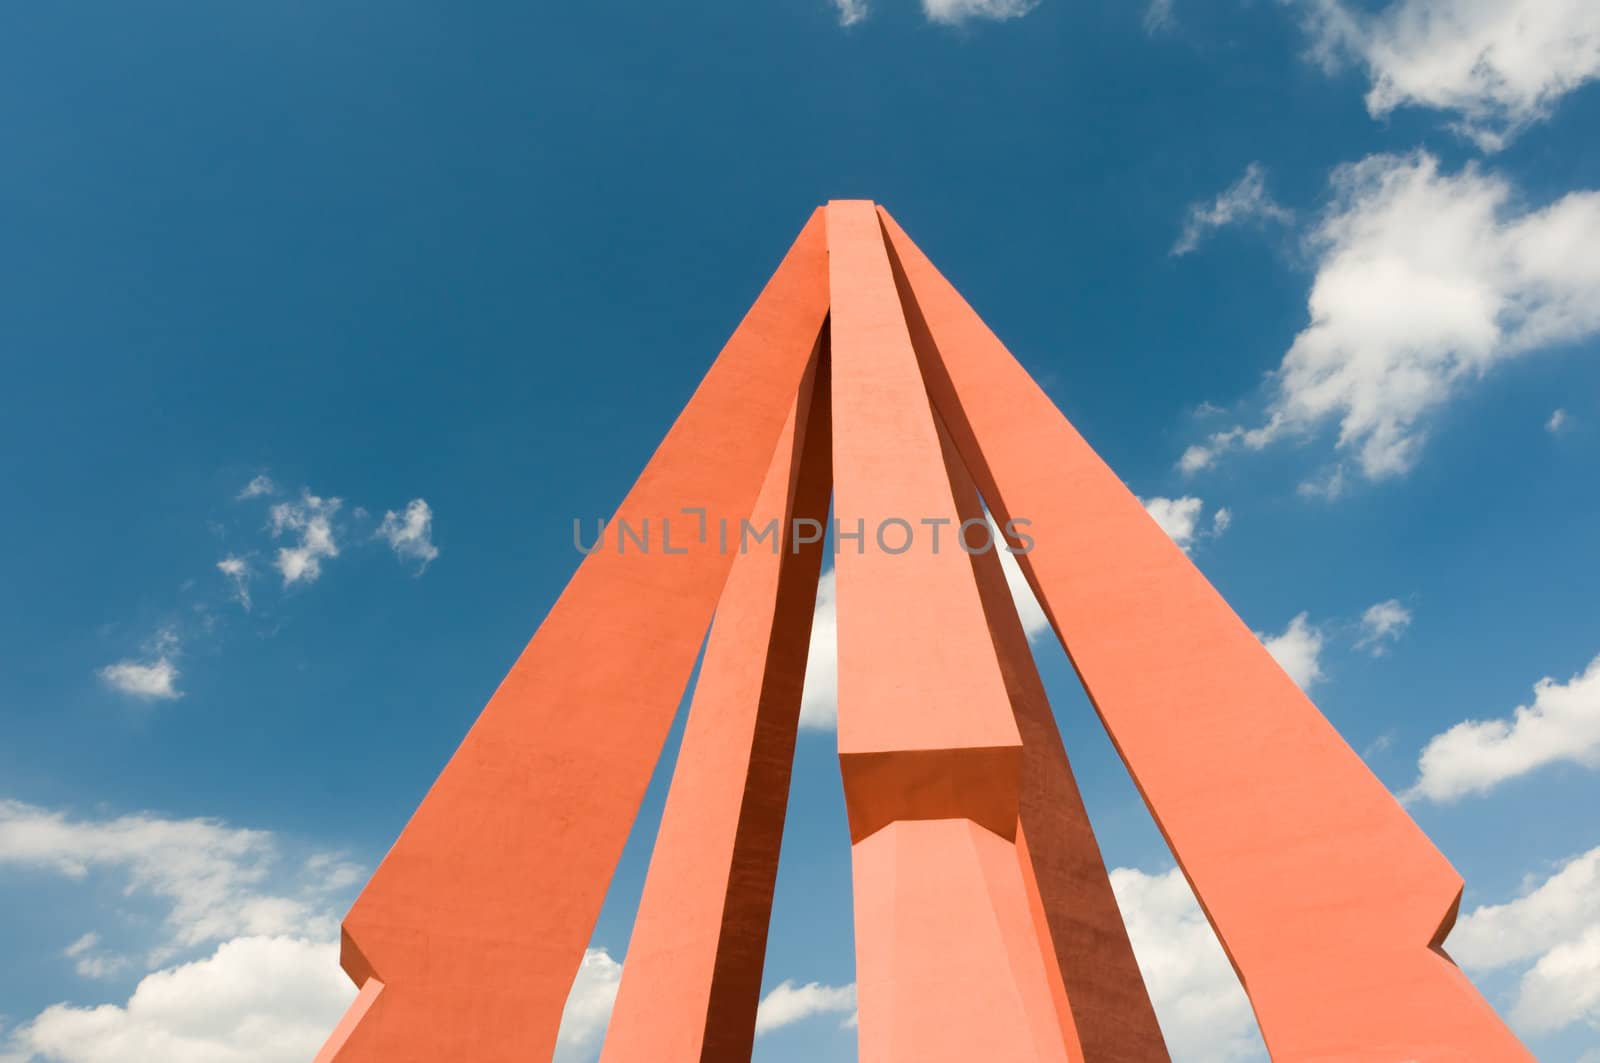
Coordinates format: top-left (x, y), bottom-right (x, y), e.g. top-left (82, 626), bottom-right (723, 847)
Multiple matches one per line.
top-left (826, 199), bottom-right (1021, 831)
top-left (314, 212), bottom-right (830, 1063)
top-left (880, 205), bottom-right (1533, 1061)
top-left (827, 199), bottom-right (1074, 1063)
top-left (937, 420), bottom-right (1169, 1062)
top-left (598, 350), bottom-right (833, 1063)
top-left (852, 820), bottom-right (1076, 1063)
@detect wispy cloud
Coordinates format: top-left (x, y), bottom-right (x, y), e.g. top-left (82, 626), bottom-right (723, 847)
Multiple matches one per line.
top-left (236, 475), bottom-right (277, 501)
top-left (921, 0), bottom-right (1039, 26)
top-left (62, 932), bottom-right (129, 981)
top-left (833, 0), bottom-right (868, 25)
top-left (754, 979), bottom-right (857, 1035)
top-left (376, 499), bottom-right (440, 571)
top-left (1181, 153), bottom-right (1600, 485)
top-left (269, 492), bottom-right (341, 587)
top-left (1355, 598), bottom-right (1412, 655)
top-left (216, 556), bottom-right (251, 611)
top-left (1142, 0), bottom-right (1174, 34)
top-left (1172, 163), bottom-right (1292, 256)
top-left (1406, 652), bottom-right (1600, 803)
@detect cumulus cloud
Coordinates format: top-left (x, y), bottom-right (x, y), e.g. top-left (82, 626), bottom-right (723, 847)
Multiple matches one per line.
top-left (1183, 153), bottom-right (1600, 483)
top-left (1355, 598), bottom-right (1412, 654)
top-left (97, 630), bottom-right (182, 701)
top-left (1548, 409), bottom-right (1570, 433)
top-left (1109, 866), bottom-right (1265, 1061)
top-left (553, 948), bottom-right (623, 1063)
top-left (0, 799), bottom-right (352, 962)
top-left (1406, 652), bottom-right (1600, 803)
top-left (0, 799), bottom-right (385, 1063)
top-left (7, 937), bottom-right (355, 1063)
top-left (1172, 163), bottom-right (1293, 256)
top-left (921, 0), bottom-right (1038, 26)
top-left (754, 980), bottom-right (857, 1036)
top-left (1140, 496), bottom-right (1232, 551)
top-left (376, 499), bottom-right (440, 571)
top-left (1257, 613), bottom-right (1325, 690)
top-left (1449, 846), bottom-right (1600, 1036)
top-left (1304, 0), bottom-right (1600, 150)
top-left (269, 492), bottom-right (341, 587)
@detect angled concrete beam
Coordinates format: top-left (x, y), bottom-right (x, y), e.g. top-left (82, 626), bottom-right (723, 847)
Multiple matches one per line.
top-left (879, 205), bottom-right (1532, 1062)
top-left (935, 418), bottom-right (1170, 1063)
top-left (828, 198), bottom-right (1075, 1063)
top-left (315, 212), bottom-right (831, 1063)
top-left (599, 344), bottom-right (833, 1063)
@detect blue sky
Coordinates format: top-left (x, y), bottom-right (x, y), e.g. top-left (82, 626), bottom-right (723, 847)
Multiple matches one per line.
top-left (2, 0), bottom-right (1599, 1060)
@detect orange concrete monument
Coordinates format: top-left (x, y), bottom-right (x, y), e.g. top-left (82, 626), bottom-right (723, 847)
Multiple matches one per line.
top-left (314, 202), bottom-right (1533, 1062)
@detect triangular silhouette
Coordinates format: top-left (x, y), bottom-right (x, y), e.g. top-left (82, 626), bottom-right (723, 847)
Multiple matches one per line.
top-left (315, 202), bottom-right (1531, 1063)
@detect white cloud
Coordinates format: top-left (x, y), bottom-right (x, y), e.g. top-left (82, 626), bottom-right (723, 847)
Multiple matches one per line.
top-left (216, 557), bottom-right (251, 611)
top-left (0, 799), bottom-right (379, 1063)
top-left (1143, 0), bottom-right (1175, 34)
top-left (1406, 652), bottom-right (1600, 802)
top-left (97, 630), bottom-right (181, 702)
top-left (754, 980), bottom-right (856, 1036)
top-left (1109, 866), bottom-right (1265, 1062)
top-left (1548, 408), bottom-right (1570, 433)
top-left (235, 476), bottom-right (276, 501)
top-left (834, 0), bottom-right (868, 25)
top-left (1184, 153), bottom-right (1600, 482)
top-left (1304, 0), bottom-right (1600, 150)
top-left (269, 492), bottom-right (341, 587)
top-left (553, 948), bottom-right (623, 1063)
top-left (1257, 613), bottom-right (1325, 690)
top-left (1355, 598), bottom-right (1412, 654)
top-left (7, 937), bottom-right (354, 1063)
top-left (1142, 496), bottom-right (1205, 547)
top-left (1172, 163), bottom-right (1293, 256)
top-left (995, 529), bottom-right (1051, 641)
top-left (799, 569), bottom-right (840, 731)
top-left (376, 499), bottom-right (439, 571)
top-left (1139, 496), bottom-right (1231, 551)
top-left (1449, 846), bottom-right (1600, 1036)
top-left (921, 0), bottom-right (1038, 26)
top-left (62, 934), bottom-right (127, 982)
top-left (1510, 924), bottom-right (1600, 1034)
top-left (0, 799), bottom-right (348, 962)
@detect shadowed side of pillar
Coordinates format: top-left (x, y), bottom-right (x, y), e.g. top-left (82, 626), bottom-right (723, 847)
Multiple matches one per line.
top-left (935, 418), bottom-right (1170, 1063)
top-left (827, 198), bottom-right (1076, 1063)
top-left (878, 205), bottom-right (1533, 1062)
top-left (314, 212), bottom-right (831, 1063)
top-left (599, 343), bottom-right (833, 1063)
